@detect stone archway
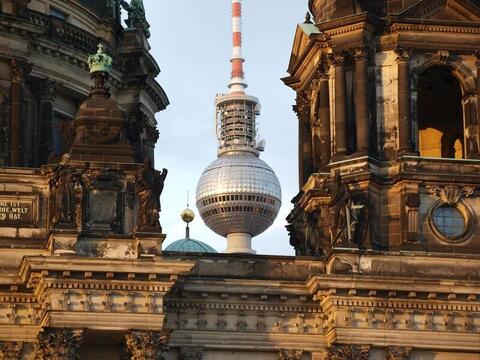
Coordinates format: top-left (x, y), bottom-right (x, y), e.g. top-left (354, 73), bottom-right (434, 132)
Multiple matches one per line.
top-left (411, 56), bottom-right (478, 159)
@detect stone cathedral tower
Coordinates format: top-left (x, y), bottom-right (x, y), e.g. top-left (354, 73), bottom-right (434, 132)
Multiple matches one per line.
top-left (285, 0), bottom-right (480, 257)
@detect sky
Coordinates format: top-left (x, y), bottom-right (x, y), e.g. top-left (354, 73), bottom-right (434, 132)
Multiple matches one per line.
top-left (144, 1), bottom-right (307, 255)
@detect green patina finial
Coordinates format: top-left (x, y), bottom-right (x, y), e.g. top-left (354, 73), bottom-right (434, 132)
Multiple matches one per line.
top-left (87, 44), bottom-right (113, 74)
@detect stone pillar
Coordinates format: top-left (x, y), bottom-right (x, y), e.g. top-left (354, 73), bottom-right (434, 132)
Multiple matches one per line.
top-left (475, 51), bottom-right (480, 133)
top-left (9, 60), bottom-right (30, 167)
top-left (34, 79), bottom-right (57, 166)
top-left (331, 53), bottom-right (348, 158)
top-left (396, 49), bottom-right (412, 154)
top-left (34, 328), bottom-right (83, 359)
top-left (295, 91), bottom-right (313, 187)
top-left (354, 47), bottom-right (369, 155)
top-left (124, 331), bottom-right (169, 360)
top-left (318, 69), bottom-right (331, 168)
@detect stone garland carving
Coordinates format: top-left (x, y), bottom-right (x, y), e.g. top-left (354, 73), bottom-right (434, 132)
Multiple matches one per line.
top-left (49, 155), bottom-right (83, 227)
top-left (135, 157), bottom-right (168, 232)
top-left (123, 331), bottom-right (169, 360)
top-left (179, 347), bottom-right (204, 360)
top-left (426, 185), bottom-right (474, 205)
top-left (0, 341), bottom-right (23, 360)
top-left (34, 328), bottom-right (83, 360)
top-left (385, 346), bottom-right (412, 360)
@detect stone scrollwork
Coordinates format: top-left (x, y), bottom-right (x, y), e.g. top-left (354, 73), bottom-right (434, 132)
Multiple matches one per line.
top-left (426, 185), bottom-right (474, 205)
top-left (0, 341), bottom-right (23, 360)
top-left (385, 346), bottom-right (412, 360)
top-left (123, 331), bottom-right (170, 360)
top-left (34, 328), bottom-right (83, 360)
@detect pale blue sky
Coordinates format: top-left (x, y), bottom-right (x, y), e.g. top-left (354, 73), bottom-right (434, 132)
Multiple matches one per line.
top-left (145, 1), bottom-right (307, 255)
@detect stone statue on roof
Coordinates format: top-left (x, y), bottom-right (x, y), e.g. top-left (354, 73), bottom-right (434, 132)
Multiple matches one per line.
top-left (121, 0), bottom-right (151, 38)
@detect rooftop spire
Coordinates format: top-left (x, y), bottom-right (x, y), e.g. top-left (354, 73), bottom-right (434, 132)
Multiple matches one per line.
top-left (228, 0), bottom-right (247, 94)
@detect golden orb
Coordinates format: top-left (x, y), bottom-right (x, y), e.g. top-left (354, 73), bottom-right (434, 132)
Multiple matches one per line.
top-left (181, 208), bottom-right (195, 223)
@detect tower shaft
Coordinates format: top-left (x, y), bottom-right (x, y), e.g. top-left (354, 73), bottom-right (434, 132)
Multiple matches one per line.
top-left (229, 0), bottom-right (247, 94)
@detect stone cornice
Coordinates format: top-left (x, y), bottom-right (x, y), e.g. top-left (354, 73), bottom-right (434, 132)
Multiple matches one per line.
top-left (19, 256), bottom-right (196, 285)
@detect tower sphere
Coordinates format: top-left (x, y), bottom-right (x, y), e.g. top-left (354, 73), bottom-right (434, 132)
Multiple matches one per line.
top-left (196, 153), bottom-right (281, 239)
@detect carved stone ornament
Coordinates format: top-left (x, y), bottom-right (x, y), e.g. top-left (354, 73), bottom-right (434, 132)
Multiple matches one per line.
top-left (123, 331), bottom-right (170, 360)
top-left (328, 52), bottom-right (346, 67)
top-left (395, 48), bottom-right (411, 63)
top-left (135, 157), bottom-right (168, 232)
top-left (426, 185), bottom-right (474, 205)
top-left (385, 346), bottom-right (412, 360)
top-left (34, 328), bottom-right (83, 360)
top-left (475, 50), bottom-right (480, 68)
top-left (327, 344), bottom-right (370, 360)
top-left (278, 349), bottom-right (311, 360)
top-left (10, 59), bottom-right (32, 82)
top-left (179, 346), bottom-right (204, 360)
top-left (0, 341), bottom-right (23, 360)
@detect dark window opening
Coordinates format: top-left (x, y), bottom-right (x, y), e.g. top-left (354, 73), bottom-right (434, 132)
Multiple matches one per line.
top-left (418, 66), bottom-right (464, 159)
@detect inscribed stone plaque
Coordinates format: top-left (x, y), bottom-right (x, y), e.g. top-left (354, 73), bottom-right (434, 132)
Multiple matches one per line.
top-left (0, 198), bottom-right (35, 226)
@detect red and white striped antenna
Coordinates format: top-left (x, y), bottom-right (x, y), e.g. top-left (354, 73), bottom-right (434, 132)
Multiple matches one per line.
top-left (229, 0), bottom-right (247, 95)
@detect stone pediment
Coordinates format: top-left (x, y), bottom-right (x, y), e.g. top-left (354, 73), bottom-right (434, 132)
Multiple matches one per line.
top-left (287, 22), bottom-right (322, 74)
top-left (399, 0), bottom-right (480, 22)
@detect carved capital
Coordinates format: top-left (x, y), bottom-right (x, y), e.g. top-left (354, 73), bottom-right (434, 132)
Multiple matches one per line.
top-left (0, 341), bottom-right (23, 360)
top-left (9, 59), bottom-right (32, 82)
top-left (475, 50), bottom-right (480, 68)
top-left (395, 48), bottom-right (412, 63)
top-left (385, 346), bottom-right (412, 360)
top-left (329, 344), bottom-right (370, 360)
top-left (124, 331), bottom-right (170, 360)
top-left (353, 47), bottom-right (368, 61)
top-left (329, 52), bottom-right (346, 67)
top-left (278, 349), bottom-right (311, 360)
top-left (32, 78), bottom-right (58, 100)
top-left (405, 193), bottom-right (420, 208)
top-left (294, 90), bottom-right (311, 118)
top-left (179, 346), bottom-right (204, 360)
top-left (426, 185), bottom-right (474, 205)
top-left (34, 328), bottom-right (83, 360)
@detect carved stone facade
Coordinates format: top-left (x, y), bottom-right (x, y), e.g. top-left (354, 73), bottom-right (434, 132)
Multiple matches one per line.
top-left (0, 0), bottom-right (479, 359)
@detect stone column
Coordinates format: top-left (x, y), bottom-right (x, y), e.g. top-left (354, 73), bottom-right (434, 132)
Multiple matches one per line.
top-left (34, 79), bottom-right (57, 166)
top-left (354, 47), bottom-right (369, 155)
top-left (318, 68), bottom-right (331, 168)
top-left (331, 53), bottom-right (348, 158)
top-left (475, 51), bottom-right (480, 127)
top-left (124, 331), bottom-right (169, 360)
top-left (295, 91), bottom-right (313, 187)
top-left (9, 60), bottom-right (30, 167)
top-left (34, 328), bottom-right (83, 359)
top-left (396, 49), bottom-right (412, 154)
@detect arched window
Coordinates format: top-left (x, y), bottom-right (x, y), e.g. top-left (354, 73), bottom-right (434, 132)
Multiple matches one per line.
top-left (418, 66), bottom-right (464, 159)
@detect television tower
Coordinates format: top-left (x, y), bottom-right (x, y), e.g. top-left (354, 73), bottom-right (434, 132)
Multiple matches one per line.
top-left (196, 0), bottom-right (282, 254)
